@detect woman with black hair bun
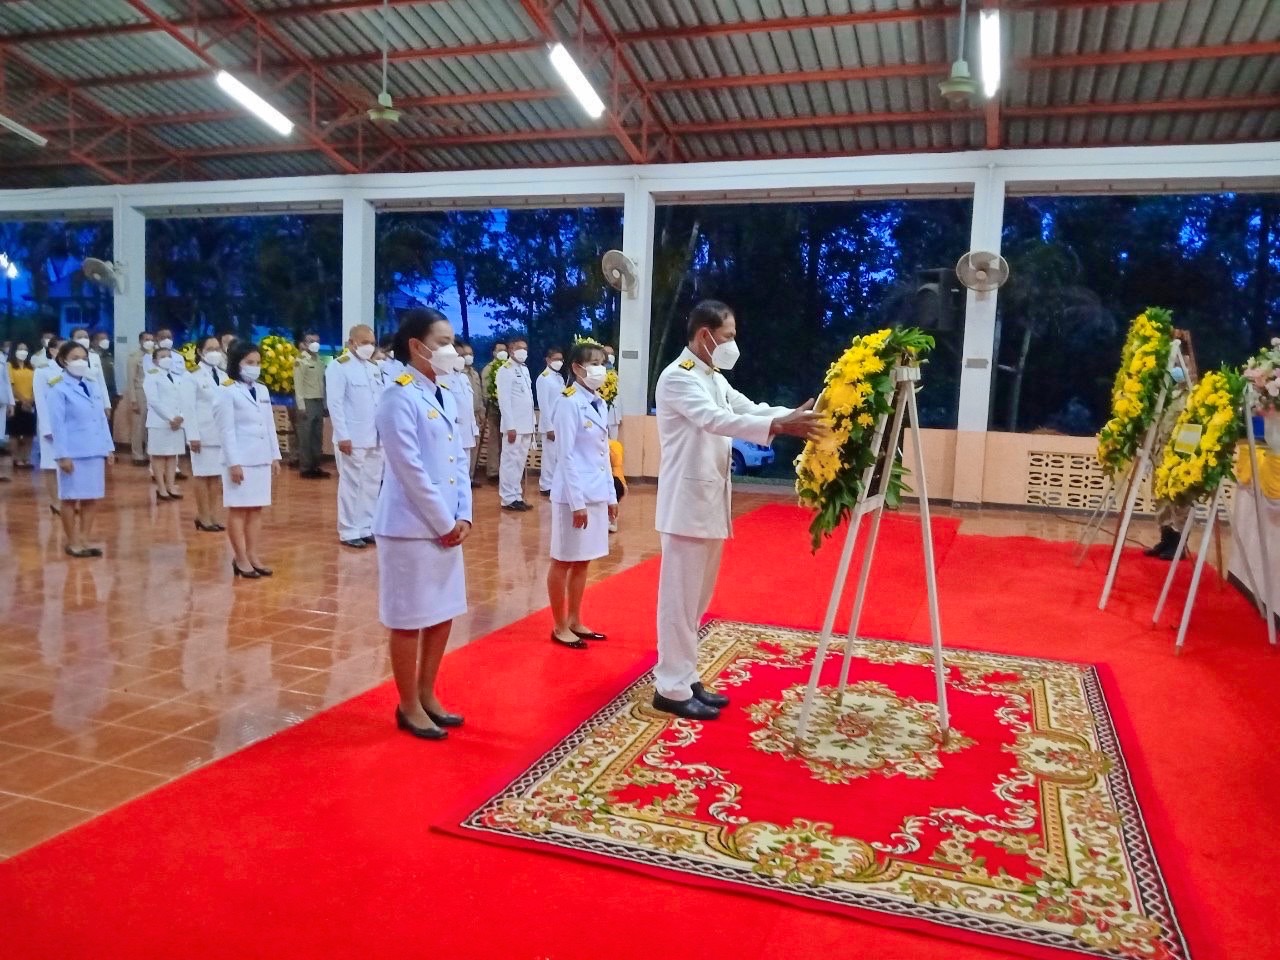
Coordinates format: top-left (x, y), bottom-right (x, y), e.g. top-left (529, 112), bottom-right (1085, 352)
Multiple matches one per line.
top-left (213, 340), bottom-right (281, 580)
top-left (373, 307), bottom-right (472, 741)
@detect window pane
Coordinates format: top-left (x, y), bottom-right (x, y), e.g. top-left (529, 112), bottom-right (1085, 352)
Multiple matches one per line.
top-left (0, 219), bottom-right (115, 346)
top-left (991, 192), bottom-right (1280, 435)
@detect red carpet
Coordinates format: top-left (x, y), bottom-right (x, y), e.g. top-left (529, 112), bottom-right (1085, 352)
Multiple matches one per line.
top-left (3, 506), bottom-right (1278, 960)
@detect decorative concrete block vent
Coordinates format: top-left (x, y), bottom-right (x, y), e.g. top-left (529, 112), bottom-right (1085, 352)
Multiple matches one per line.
top-left (1025, 449), bottom-right (1233, 519)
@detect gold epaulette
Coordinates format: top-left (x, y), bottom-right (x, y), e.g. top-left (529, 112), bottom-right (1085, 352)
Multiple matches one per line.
top-left (336, 353), bottom-right (350, 364)
top-left (222, 378), bottom-right (235, 386)
top-left (49, 375), bottom-right (62, 386)
top-left (678, 359), bottom-right (695, 371)
top-left (395, 373), bottom-right (413, 386)
top-left (439, 381), bottom-right (450, 390)
top-left (562, 384), bottom-right (577, 397)
top-left (146, 367), bottom-right (160, 374)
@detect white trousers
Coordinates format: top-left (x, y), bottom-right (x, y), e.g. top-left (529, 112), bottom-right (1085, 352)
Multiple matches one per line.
top-left (539, 435), bottom-right (558, 491)
top-left (335, 444), bottom-right (384, 540)
top-left (655, 533), bottom-right (724, 701)
top-left (499, 432), bottom-right (532, 505)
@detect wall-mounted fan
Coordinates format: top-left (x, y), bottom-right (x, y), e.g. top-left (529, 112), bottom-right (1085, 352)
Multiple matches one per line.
top-left (956, 251), bottom-right (1009, 299)
top-left (81, 257), bottom-right (124, 294)
top-left (601, 250), bottom-right (638, 299)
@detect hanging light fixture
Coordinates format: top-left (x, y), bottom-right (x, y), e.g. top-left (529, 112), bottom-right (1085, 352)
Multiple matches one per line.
top-left (548, 43), bottom-right (605, 119)
top-left (980, 8), bottom-right (1002, 98)
top-left (215, 71), bottom-right (295, 136)
top-left (939, 0), bottom-right (979, 104)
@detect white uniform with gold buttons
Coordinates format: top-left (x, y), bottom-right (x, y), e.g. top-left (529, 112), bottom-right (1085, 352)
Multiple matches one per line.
top-left (535, 366), bottom-right (562, 493)
top-left (182, 361), bottom-right (226, 476)
top-left (142, 365), bottom-right (188, 456)
top-left (325, 351), bottom-right (386, 542)
top-left (373, 368), bottom-right (473, 630)
top-left (550, 383), bottom-right (617, 562)
top-left (214, 378), bottom-right (282, 508)
top-left (495, 359), bottom-right (535, 506)
top-left (653, 347), bottom-right (789, 702)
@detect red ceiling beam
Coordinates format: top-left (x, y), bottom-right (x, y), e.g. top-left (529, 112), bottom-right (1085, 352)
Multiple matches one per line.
top-left (1005, 95), bottom-right (1280, 119)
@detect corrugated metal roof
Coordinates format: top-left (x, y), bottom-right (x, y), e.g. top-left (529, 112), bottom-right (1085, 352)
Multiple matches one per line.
top-left (0, 0), bottom-right (1276, 187)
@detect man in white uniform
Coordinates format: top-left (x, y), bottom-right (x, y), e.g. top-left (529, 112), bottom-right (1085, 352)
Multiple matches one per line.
top-left (495, 336), bottom-right (536, 512)
top-left (535, 347), bottom-right (565, 497)
top-left (69, 327), bottom-right (112, 419)
top-left (652, 300), bottom-right (824, 720)
top-left (325, 324), bottom-right (385, 549)
top-left (448, 349), bottom-right (480, 485)
top-left (603, 345), bottom-right (622, 441)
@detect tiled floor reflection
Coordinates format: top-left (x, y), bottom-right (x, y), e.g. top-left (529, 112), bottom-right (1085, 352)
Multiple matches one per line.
top-left (0, 462), bottom-right (1153, 858)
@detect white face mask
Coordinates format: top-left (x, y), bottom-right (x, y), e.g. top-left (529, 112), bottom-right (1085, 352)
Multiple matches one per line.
top-left (66, 358), bottom-right (90, 379)
top-left (354, 343), bottom-right (376, 361)
top-left (580, 364), bottom-right (607, 391)
top-left (15, 350), bottom-right (28, 362)
top-left (513, 348), bottom-right (528, 364)
top-left (452, 354), bottom-right (467, 373)
top-left (240, 365), bottom-right (261, 384)
top-left (159, 338), bottom-right (174, 350)
top-left (95, 340), bottom-right (110, 351)
top-left (156, 356), bottom-right (172, 370)
top-left (495, 350), bottom-right (509, 362)
top-left (142, 340), bottom-right (156, 352)
top-left (605, 355), bottom-right (615, 367)
top-left (74, 337), bottom-right (91, 349)
top-left (549, 360), bottom-right (563, 372)
top-left (203, 350), bottom-right (224, 367)
top-left (307, 341), bottom-right (320, 354)
top-left (423, 342), bottom-right (459, 377)
top-left (707, 332), bottom-right (740, 371)
top-left (463, 354), bottom-right (474, 367)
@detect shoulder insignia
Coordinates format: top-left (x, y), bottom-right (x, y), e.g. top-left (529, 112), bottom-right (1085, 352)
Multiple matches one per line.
top-left (562, 384), bottom-right (577, 397)
top-left (439, 381), bottom-right (450, 390)
top-left (49, 375), bottom-right (62, 386)
top-left (146, 367), bottom-right (160, 374)
top-left (540, 369), bottom-right (550, 377)
top-left (678, 359), bottom-right (695, 371)
top-left (222, 378), bottom-right (235, 386)
top-left (336, 353), bottom-right (350, 364)
top-left (395, 373), bottom-right (413, 386)
top-left (709, 367), bottom-right (720, 375)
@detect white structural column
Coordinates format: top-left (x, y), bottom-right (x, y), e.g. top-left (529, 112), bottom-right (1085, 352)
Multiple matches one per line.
top-left (950, 166), bottom-right (1006, 504)
top-left (617, 178), bottom-right (655, 467)
top-left (342, 196), bottom-right (376, 339)
top-left (112, 202), bottom-right (147, 396)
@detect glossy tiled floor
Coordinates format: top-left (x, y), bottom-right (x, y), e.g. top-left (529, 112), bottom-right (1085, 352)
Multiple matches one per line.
top-left (0, 461), bottom-right (1152, 860)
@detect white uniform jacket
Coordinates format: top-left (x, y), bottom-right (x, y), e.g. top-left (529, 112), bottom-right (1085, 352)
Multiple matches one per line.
top-left (535, 367), bottom-right (563, 435)
top-left (214, 379), bottom-right (282, 468)
top-left (142, 367), bottom-right (187, 429)
top-left (654, 348), bottom-right (788, 540)
top-left (496, 361), bottom-right (535, 435)
top-left (325, 352), bottom-right (384, 449)
top-left (372, 370), bottom-right (472, 540)
top-left (447, 371), bottom-right (479, 450)
top-left (84, 351), bottom-right (111, 412)
top-left (48, 375), bottom-right (115, 461)
top-left (34, 364), bottom-right (63, 439)
top-left (551, 384), bottom-right (617, 511)
top-left (182, 362), bottom-right (224, 448)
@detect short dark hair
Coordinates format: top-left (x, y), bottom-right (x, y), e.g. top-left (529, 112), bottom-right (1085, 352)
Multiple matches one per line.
top-left (56, 340), bottom-right (86, 366)
top-left (70, 327), bottom-right (88, 339)
top-left (508, 336), bottom-right (528, 348)
top-left (392, 308), bottom-right (450, 364)
top-left (564, 341), bottom-right (605, 386)
top-left (199, 336), bottom-right (220, 352)
top-left (687, 300), bottom-right (733, 341)
top-left (546, 346), bottom-right (563, 359)
top-left (226, 339), bottom-right (260, 383)
top-left (139, 331), bottom-right (155, 342)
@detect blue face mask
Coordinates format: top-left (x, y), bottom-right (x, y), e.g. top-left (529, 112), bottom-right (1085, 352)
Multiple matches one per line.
top-left (1171, 367), bottom-right (1186, 384)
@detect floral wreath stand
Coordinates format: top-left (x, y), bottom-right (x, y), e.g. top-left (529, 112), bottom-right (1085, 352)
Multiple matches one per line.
top-left (1077, 338), bottom-right (1193, 610)
top-left (793, 363), bottom-right (950, 748)
top-left (1152, 383), bottom-right (1277, 652)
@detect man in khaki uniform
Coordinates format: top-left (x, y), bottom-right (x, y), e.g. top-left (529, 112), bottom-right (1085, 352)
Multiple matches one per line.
top-left (479, 340), bottom-right (508, 483)
top-left (293, 331), bottom-right (330, 479)
top-left (127, 331), bottom-right (156, 464)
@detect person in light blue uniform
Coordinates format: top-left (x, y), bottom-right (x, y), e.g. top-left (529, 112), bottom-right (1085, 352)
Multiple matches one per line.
top-left (373, 308), bottom-right (472, 741)
top-left (47, 341), bottom-right (115, 558)
top-left (545, 340), bottom-right (617, 649)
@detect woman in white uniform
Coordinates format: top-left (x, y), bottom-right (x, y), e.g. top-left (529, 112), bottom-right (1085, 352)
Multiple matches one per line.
top-left (373, 308), bottom-right (471, 740)
top-left (182, 336), bottom-right (226, 532)
top-left (546, 340), bottom-right (618, 649)
top-left (214, 340), bottom-right (281, 579)
top-left (142, 345), bottom-right (187, 501)
top-left (47, 342), bottom-right (115, 558)
top-left (33, 337), bottom-right (65, 515)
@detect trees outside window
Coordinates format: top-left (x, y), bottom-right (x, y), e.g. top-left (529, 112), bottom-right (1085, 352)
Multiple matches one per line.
top-left (0, 220), bottom-right (114, 344)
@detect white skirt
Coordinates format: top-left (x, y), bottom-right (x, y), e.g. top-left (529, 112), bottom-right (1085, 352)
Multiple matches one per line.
top-left (550, 500), bottom-right (609, 563)
top-left (147, 426), bottom-right (186, 457)
top-left (222, 463), bottom-right (272, 508)
top-left (57, 457), bottom-right (106, 501)
top-left (189, 444), bottom-right (224, 477)
top-left (378, 535), bottom-right (467, 630)
top-left (39, 435), bottom-right (56, 471)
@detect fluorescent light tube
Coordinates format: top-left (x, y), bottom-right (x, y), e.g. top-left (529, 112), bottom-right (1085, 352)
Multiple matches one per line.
top-left (980, 10), bottom-right (1001, 98)
top-left (215, 71), bottom-right (295, 136)
top-left (0, 112), bottom-right (49, 148)
top-left (548, 43), bottom-right (605, 119)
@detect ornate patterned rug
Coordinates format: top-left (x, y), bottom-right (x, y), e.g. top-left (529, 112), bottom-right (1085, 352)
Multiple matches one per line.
top-left (451, 621), bottom-right (1187, 960)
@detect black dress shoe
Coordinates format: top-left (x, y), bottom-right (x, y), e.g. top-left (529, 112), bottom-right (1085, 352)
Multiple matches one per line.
top-left (652, 693), bottom-right (720, 721)
top-left (315, 469), bottom-right (332, 479)
top-left (232, 563), bottom-right (261, 579)
top-left (572, 628), bottom-right (607, 641)
top-left (551, 630), bottom-right (588, 650)
top-left (501, 502), bottom-right (524, 512)
top-left (361, 536), bottom-right (377, 546)
top-left (395, 708), bottom-right (447, 740)
top-left (515, 501), bottom-right (533, 512)
top-left (251, 565), bottom-right (274, 577)
top-left (341, 538), bottom-right (367, 549)
top-left (691, 682), bottom-right (730, 709)
top-left (425, 707), bottom-right (464, 728)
